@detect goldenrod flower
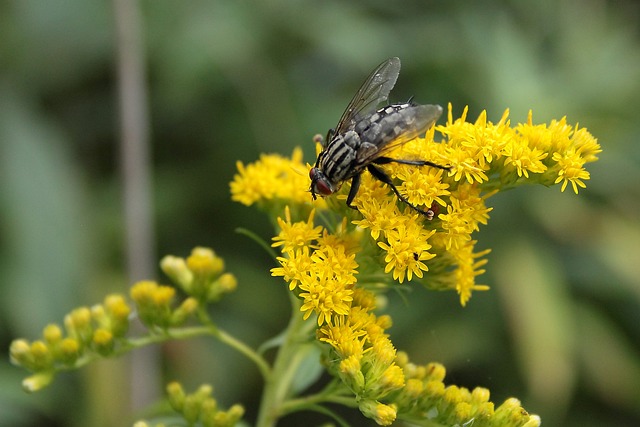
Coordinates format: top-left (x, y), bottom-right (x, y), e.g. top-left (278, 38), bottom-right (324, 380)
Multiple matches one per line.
top-left (352, 195), bottom-right (403, 240)
top-left (271, 206), bottom-right (322, 253)
top-left (396, 167), bottom-right (450, 210)
top-left (359, 400), bottom-right (397, 426)
top-left (230, 147), bottom-right (311, 207)
top-left (503, 139), bottom-right (548, 178)
top-left (239, 104), bottom-right (599, 314)
top-left (453, 242), bottom-right (491, 306)
top-left (271, 209), bottom-right (358, 325)
top-left (318, 317), bottom-right (367, 360)
top-left (298, 270), bottom-right (354, 326)
top-left (377, 221), bottom-right (436, 283)
top-left (271, 247), bottom-right (313, 291)
top-left (552, 148), bottom-right (591, 193)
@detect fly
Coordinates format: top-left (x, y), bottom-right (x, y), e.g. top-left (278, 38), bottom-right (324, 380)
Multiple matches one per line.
top-left (309, 57), bottom-right (450, 220)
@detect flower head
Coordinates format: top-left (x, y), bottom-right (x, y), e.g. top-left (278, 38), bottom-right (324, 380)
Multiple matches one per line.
top-left (230, 147), bottom-right (311, 207)
top-left (237, 104), bottom-right (600, 308)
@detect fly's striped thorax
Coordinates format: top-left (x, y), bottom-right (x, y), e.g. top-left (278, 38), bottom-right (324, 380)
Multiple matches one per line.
top-left (319, 131), bottom-right (362, 183)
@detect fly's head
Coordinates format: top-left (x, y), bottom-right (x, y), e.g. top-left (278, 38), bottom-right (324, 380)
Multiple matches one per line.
top-left (309, 167), bottom-right (337, 200)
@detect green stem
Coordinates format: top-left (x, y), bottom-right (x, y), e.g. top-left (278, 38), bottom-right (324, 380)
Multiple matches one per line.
top-left (195, 306), bottom-right (272, 381)
top-left (279, 391), bottom-right (356, 415)
top-left (236, 227), bottom-right (278, 261)
top-left (61, 323), bottom-right (272, 384)
top-left (216, 327), bottom-right (271, 381)
top-left (255, 292), bottom-right (314, 427)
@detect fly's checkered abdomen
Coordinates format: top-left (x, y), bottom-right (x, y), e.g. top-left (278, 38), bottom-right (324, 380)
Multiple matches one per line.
top-left (355, 103), bottom-right (416, 146)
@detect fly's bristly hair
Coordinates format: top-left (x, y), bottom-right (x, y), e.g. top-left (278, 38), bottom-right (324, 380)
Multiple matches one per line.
top-left (309, 57), bottom-right (450, 218)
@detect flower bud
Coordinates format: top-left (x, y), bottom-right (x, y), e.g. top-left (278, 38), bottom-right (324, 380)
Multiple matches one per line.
top-left (167, 381), bottom-right (185, 411)
top-left (43, 324), bottom-right (63, 345)
top-left (59, 338), bottom-right (81, 365)
top-left (92, 328), bottom-right (114, 355)
top-left (161, 255), bottom-right (193, 291)
top-left (22, 371), bottom-right (54, 393)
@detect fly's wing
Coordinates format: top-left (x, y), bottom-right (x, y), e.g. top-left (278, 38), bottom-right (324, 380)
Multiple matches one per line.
top-left (334, 57), bottom-right (401, 135)
top-left (356, 104), bottom-right (443, 165)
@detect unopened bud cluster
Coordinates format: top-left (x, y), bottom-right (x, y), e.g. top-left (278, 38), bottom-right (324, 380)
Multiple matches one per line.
top-left (129, 281), bottom-right (198, 329)
top-left (157, 382), bottom-right (245, 427)
top-left (161, 247), bottom-right (237, 303)
top-left (10, 247), bottom-right (237, 393)
top-left (387, 352), bottom-right (540, 427)
top-left (9, 294), bottom-right (131, 392)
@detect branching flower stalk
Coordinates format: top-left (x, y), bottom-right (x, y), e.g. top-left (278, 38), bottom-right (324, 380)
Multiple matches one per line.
top-left (10, 105), bottom-right (599, 427)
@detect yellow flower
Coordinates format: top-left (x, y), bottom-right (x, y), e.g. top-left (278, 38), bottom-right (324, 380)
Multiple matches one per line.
top-left (502, 138), bottom-right (548, 178)
top-left (271, 206), bottom-right (322, 253)
top-left (377, 219), bottom-right (436, 283)
top-left (238, 104), bottom-right (599, 311)
top-left (516, 113), bottom-right (556, 152)
top-left (271, 247), bottom-right (313, 291)
top-left (552, 148), bottom-right (591, 193)
top-left (230, 148), bottom-right (309, 206)
top-left (318, 317), bottom-right (367, 359)
top-left (571, 126), bottom-right (601, 162)
top-left (445, 145), bottom-right (489, 184)
top-left (352, 196), bottom-right (402, 240)
top-left (310, 244), bottom-right (358, 288)
top-left (359, 400), bottom-right (397, 426)
top-left (395, 167), bottom-right (450, 210)
top-left (438, 184), bottom-right (492, 252)
top-left (453, 242), bottom-right (491, 306)
top-left (299, 270), bottom-right (354, 326)
top-left (446, 108), bottom-right (513, 169)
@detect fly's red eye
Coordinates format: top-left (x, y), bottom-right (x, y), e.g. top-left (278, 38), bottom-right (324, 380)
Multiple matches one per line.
top-left (309, 168), bottom-right (316, 180)
top-left (315, 179), bottom-right (333, 195)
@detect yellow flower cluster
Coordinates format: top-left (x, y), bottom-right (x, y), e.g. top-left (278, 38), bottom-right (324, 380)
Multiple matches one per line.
top-left (230, 147), bottom-right (312, 208)
top-left (9, 295), bottom-right (131, 392)
top-left (316, 288), bottom-right (539, 427)
top-left (271, 207), bottom-right (358, 325)
top-left (234, 104), bottom-right (600, 306)
top-left (316, 288), bottom-right (403, 425)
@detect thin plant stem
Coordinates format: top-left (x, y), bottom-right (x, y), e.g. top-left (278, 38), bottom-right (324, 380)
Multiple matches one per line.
top-left (255, 292), bottom-right (314, 427)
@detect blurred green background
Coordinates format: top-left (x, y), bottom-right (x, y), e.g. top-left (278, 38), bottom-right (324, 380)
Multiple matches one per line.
top-left (1, 0), bottom-right (639, 426)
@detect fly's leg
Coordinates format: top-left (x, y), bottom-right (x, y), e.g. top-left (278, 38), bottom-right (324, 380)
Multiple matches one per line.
top-left (374, 156), bottom-right (450, 171)
top-left (366, 164), bottom-right (435, 219)
top-left (346, 174), bottom-right (362, 210)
